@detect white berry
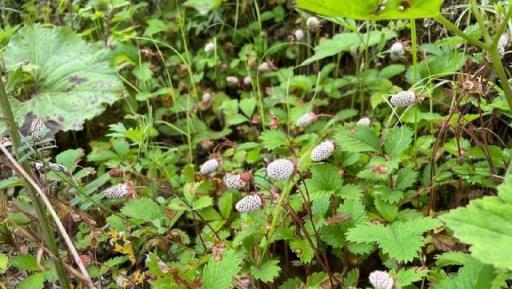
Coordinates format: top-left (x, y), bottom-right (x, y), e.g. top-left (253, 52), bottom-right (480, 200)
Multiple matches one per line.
top-left (266, 159), bottom-right (294, 180)
top-left (296, 112), bottom-right (317, 127)
top-left (294, 29), bottom-right (305, 41)
top-left (369, 270), bottom-right (394, 289)
top-left (390, 41), bottom-right (404, 55)
top-left (390, 91), bottom-right (416, 107)
top-left (235, 195), bottom-right (262, 213)
top-left (243, 76), bottom-right (252, 86)
top-left (306, 17), bottom-right (320, 30)
top-left (226, 76), bottom-right (239, 86)
top-left (311, 140), bottom-right (335, 162)
top-left (258, 61), bottom-right (271, 72)
top-left (103, 183), bottom-right (132, 199)
top-left (200, 159), bottom-right (219, 175)
top-left (498, 33), bottom-right (509, 57)
top-left (223, 174), bottom-right (247, 189)
top-left (357, 117), bottom-right (371, 126)
top-left (204, 42), bottom-right (215, 53)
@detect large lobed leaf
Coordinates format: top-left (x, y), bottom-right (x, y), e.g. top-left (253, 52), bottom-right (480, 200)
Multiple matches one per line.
top-left (296, 0), bottom-right (444, 20)
top-left (440, 176), bottom-right (512, 270)
top-left (2, 25), bottom-right (124, 132)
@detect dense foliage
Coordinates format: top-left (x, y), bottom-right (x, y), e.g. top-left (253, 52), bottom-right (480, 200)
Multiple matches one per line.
top-left (1, 1), bottom-right (512, 289)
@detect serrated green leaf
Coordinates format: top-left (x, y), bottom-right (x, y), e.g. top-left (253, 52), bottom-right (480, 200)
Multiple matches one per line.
top-left (250, 259), bottom-right (281, 282)
top-left (395, 267), bottom-right (428, 287)
top-left (18, 272), bottom-right (46, 289)
top-left (203, 250), bottom-right (243, 289)
top-left (2, 25), bottom-right (124, 133)
top-left (440, 176), bottom-right (512, 270)
top-left (384, 126), bottom-right (413, 158)
top-left (334, 126), bottom-right (381, 153)
top-left (121, 198), bottom-right (163, 222)
top-left (395, 169), bottom-right (418, 190)
top-left (346, 217), bottom-right (440, 262)
top-left (433, 259), bottom-right (496, 289)
top-left (290, 239), bottom-right (314, 263)
top-left (320, 224), bottom-right (345, 248)
top-left (259, 130), bottom-right (289, 150)
top-left (296, 0), bottom-right (443, 20)
top-left (193, 196), bottom-right (213, 210)
top-left (305, 163), bottom-right (343, 193)
top-left (9, 254), bottom-right (39, 272)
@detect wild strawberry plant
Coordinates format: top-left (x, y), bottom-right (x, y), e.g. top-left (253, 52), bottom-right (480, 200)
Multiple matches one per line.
top-left (0, 1), bottom-right (512, 289)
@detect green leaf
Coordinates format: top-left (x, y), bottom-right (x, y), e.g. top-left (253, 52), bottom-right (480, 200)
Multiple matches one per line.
top-left (218, 192), bottom-right (233, 219)
top-left (2, 25), bottom-right (124, 132)
top-left (250, 259), bottom-right (281, 282)
top-left (239, 97), bottom-right (257, 118)
top-left (395, 169), bottom-right (418, 190)
top-left (18, 272), bottom-right (46, 289)
top-left (203, 250), bottom-right (243, 289)
top-left (290, 239), bottom-right (314, 263)
top-left (193, 196), bottom-right (213, 210)
top-left (440, 176), bottom-right (512, 270)
top-left (384, 126), bottom-right (413, 158)
top-left (184, 0), bottom-right (222, 14)
top-left (302, 31), bottom-right (396, 65)
top-left (55, 149), bottom-right (84, 172)
top-left (433, 259), bottom-right (496, 289)
top-left (296, 0), bottom-right (444, 20)
top-left (395, 267), bottom-right (428, 287)
top-left (121, 198), bottom-right (163, 222)
top-left (334, 126), bottom-right (381, 153)
top-left (320, 224), bottom-right (345, 248)
top-left (0, 253), bottom-right (7, 274)
top-left (346, 217), bottom-right (440, 262)
top-left (305, 164), bottom-right (343, 193)
top-left (259, 130), bottom-right (289, 150)
top-left (9, 254), bottom-right (39, 272)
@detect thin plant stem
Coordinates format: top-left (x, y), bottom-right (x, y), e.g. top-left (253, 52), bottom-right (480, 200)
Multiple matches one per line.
top-left (0, 75), bottom-right (72, 289)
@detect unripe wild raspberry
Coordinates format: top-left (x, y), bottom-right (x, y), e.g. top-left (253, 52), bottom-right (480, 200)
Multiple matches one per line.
top-left (204, 41), bottom-right (215, 53)
top-left (258, 61), bottom-right (271, 72)
top-left (306, 16), bottom-right (320, 30)
top-left (266, 159), bottom-right (295, 180)
top-left (200, 159), bottom-right (219, 175)
top-left (243, 76), bottom-right (252, 86)
top-left (235, 194), bottom-right (262, 213)
top-left (202, 92), bottom-right (213, 103)
top-left (223, 174), bottom-right (247, 189)
top-left (369, 270), bottom-right (394, 289)
top-left (29, 118), bottom-right (52, 142)
top-left (357, 117), bottom-right (371, 126)
top-left (296, 112), bottom-right (317, 127)
top-left (294, 29), bottom-right (305, 41)
top-left (103, 182), bottom-right (133, 199)
top-left (390, 91), bottom-right (416, 107)
top-left (226, 76), bottom-right (239, 86)
top-left (311, 140), bottom-right (335, 162)
top-left (390, 41), bottom-right (405, 55)
top-left (498, 33), bottom-right (509, 57)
